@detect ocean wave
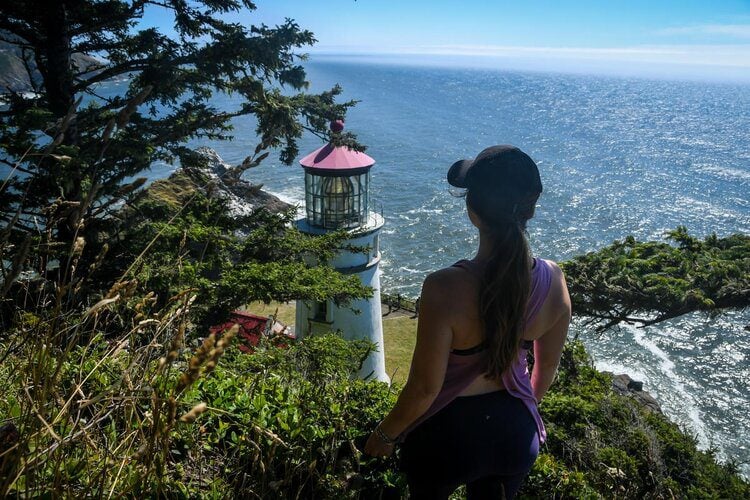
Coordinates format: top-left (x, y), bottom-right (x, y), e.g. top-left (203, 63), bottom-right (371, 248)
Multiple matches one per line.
top-left (628, 325), bottom-right (710, 447)
top-left (694, 163), bottom-right (750, 182)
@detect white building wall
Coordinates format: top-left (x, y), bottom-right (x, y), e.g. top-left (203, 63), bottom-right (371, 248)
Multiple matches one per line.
top-left (329, 264), bottom-right (387, 382)
top-left (295, 214), bottom-right (389, 383)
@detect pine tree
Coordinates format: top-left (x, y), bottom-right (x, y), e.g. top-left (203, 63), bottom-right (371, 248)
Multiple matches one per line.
top-left (0, 0), bottom-right (358, 253)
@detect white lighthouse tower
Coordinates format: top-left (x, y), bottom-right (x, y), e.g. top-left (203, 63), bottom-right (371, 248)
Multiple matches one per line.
top-left (295, 120), bottom-right (388, 383)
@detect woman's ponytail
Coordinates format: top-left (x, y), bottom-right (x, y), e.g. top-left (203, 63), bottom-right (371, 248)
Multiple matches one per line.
top-left (479, 220), bottom-right (532, 379)
top-left (466, 185), bottom-right (538, 379)
top-left (455, 145), bottom-right (542, 379)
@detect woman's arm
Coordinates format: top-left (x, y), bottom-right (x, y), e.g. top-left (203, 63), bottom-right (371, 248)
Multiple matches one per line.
top-left (530, 263), bottom-right (571, 402)
top-left (364, 270), bottom-right (455, 456)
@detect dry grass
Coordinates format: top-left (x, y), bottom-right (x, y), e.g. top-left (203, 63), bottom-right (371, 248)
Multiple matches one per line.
top-left (0, 90), bottom-right (235, 496)
top-left (382, 315), bottom-right (417, 385)
top-left (143, 171), bottom-right (201, 208)
top-left (0, 280), bottom-right (235, 495)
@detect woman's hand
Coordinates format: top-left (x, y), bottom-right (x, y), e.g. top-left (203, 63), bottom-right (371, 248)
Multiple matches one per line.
top-left (364, 428), bottom-right (396, 458)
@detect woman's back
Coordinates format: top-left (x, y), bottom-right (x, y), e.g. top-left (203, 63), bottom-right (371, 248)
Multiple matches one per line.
top-left (432, 257), bottom-right (569, 397)
top-left (364, 145), bottom-right (571, 499)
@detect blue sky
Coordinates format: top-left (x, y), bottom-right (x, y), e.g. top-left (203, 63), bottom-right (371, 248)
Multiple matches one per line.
top-left (141, 0), bottom-right (750, 80)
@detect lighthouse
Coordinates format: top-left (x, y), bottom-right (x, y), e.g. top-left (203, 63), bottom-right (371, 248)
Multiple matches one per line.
top-left (295, 120), bottom-right (388, 383)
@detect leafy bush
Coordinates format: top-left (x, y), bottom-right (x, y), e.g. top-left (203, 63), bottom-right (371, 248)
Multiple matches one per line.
top-left (185, 335), bottom-right (403, 498)
top-left (0, 300), bottom-right (403, 497)
top-left (516, 341), bottom-right (750, 499)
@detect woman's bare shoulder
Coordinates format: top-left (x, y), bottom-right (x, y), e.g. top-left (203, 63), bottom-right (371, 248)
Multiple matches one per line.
top-left (539, 258), bottom-right (571, 315)
top-left (418, 267), bottom-right (476, 332)
top-left (522, 259), bottom-right (571, 340)
top-left (420, 265), bottom-right (474, 304)
top-left (422, 266), bottom-right (461, 291)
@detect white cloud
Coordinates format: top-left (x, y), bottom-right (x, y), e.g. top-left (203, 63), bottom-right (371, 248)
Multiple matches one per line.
top-left (309, 43), bottom-right (750, 82)
top-left (426, 44), bottom-right (750, 67)
top-left (312, 44), bottom-right (750, 69)
top-left (656, 24), bottom-right (750, 39)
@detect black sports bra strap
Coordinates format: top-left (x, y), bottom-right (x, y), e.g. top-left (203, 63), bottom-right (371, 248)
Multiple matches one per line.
top-left (451, 342), bottom-right (487, 356)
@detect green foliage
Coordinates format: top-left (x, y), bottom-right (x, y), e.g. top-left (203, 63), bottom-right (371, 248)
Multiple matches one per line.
top-left (515, 341), bottom-right (750, 499)
top-left (561, 228), bottom-right (750, 331)
top-left (524, 453), bottom-right (599, 499)
top-left (184, 334), bottom-right (402, 498)
top-left (0, 281), bottom-right (227, 496)
top-left (0, 319), bottom-right (401, 497)
top-left (3, 288), bottom-right (748, 498)
top-left (1, 0), bottom-right (360, 281)
top-left (105, 183), bottom-right (371, 328)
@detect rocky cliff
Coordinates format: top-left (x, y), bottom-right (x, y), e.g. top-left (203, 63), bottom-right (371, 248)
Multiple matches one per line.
top-left (0, 39), bottom-right (101, 93)
top-left (142, 147), bottom-right (291, 217)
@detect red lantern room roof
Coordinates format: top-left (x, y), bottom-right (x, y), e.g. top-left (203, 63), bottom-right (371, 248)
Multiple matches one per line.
top-left (299, 120), bottom-right (375, 171)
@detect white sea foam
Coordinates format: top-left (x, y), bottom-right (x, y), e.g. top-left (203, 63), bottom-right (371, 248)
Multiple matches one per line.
top-left (628, 325), bottom-right (710, 447)
top-left (630, 326), bottom-right (675, 372)
top-left (406, 207), bottom-right (444, 215)
top-left (272, 187), bottom-right (304, 206)
top-left (398, 266), bottom-right (421, 274)
top-left (592, 360), bottom-right (649, 383)
top-left (695, 163), bottom-right (750, 182)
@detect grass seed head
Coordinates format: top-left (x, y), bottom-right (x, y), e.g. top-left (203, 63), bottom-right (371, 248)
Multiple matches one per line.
top-left (179, 403), bottom-right (207, 424)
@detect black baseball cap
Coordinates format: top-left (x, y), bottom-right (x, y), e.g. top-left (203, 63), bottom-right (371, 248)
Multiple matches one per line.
top-left (447, 145), bottom-right (542, 195)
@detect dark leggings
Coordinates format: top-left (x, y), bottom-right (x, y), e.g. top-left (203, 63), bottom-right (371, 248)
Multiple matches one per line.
top-left (400, 390), bottom-right (539, 499)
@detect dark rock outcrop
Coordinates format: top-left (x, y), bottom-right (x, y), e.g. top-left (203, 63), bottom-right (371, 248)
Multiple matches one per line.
top-left (609, 373), bottom-right (663, 414)
top-left (0, 39), bottom-right (102, 94)
top-left (144, 147), bottom-right (291, 217)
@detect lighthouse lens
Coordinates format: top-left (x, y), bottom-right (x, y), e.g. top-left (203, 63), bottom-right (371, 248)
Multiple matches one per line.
top-left (305, 171), bottom-right (370, 229)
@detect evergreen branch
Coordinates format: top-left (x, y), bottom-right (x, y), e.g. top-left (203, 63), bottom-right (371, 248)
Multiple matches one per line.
top-left (563, 228), bottom-right (750, 333)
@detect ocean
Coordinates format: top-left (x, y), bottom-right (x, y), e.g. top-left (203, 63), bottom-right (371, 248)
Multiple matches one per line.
top-left (112, 56), bottom-right (750, 475)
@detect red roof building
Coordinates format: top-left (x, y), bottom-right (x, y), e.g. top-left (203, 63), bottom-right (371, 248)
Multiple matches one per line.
top-left (210, 310), bottom-right (293, 353)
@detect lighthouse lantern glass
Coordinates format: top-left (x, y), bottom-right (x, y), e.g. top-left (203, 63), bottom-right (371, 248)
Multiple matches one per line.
top-left (305, 170), bottom-right (369, 229)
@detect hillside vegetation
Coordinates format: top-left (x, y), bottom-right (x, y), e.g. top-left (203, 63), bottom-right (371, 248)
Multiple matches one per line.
top-left (2, 179), bottom-right (748, 496)
top-left (1, 1), bottom-right (748, 495)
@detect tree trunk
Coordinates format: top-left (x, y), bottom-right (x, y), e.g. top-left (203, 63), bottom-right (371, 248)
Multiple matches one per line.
top-left (40, 0), bottom-right (75, 123)
top-left (38, 0), bottom-right (81, 242)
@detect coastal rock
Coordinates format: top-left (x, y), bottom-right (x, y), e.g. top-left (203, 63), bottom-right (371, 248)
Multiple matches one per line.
top-left (183, 147), bottom-right (291, 216)
top-left (608, 373), bottom-right (662, 414)
top-left (0, 38), bottom-right (102, 93)
top-left (146, 147), bottom-right (290, 218)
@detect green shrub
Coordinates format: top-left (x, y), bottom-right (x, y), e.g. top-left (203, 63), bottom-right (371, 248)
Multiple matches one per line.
top-left (0, 318), bottom-right (403, 498)
top-left (524, 453), bottom-right (599, 499)
top-left (184, 334), bottom-right (403, 498)
top-left (517, 341), bottom-right (750, 499)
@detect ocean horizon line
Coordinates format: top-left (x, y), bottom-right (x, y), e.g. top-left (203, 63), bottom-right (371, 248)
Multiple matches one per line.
top-left (305, 47), bottom-right (750, 85)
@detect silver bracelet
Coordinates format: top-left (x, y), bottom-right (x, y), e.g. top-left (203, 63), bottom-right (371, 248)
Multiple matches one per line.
top-left (375, 425), bottom-right (396, 445)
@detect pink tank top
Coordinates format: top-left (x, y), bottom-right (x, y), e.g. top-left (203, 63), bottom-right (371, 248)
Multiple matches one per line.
top-left (400, 258), bottom-right (553, 443)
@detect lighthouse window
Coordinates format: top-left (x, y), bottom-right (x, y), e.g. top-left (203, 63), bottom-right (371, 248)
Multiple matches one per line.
top-left (324, 176), bottom-right (352, 211)
top-left (305, 173), bottom-right (324, 226)
top-left (314, 300), bottom-right (328, 321)
top-left (322, 176), bottom-right (357, 228)
top-left (305, 171), bottom-right (369, 229)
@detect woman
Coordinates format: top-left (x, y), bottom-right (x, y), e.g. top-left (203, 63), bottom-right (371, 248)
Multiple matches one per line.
top-left (364, 145), bottom-right (571, 499)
